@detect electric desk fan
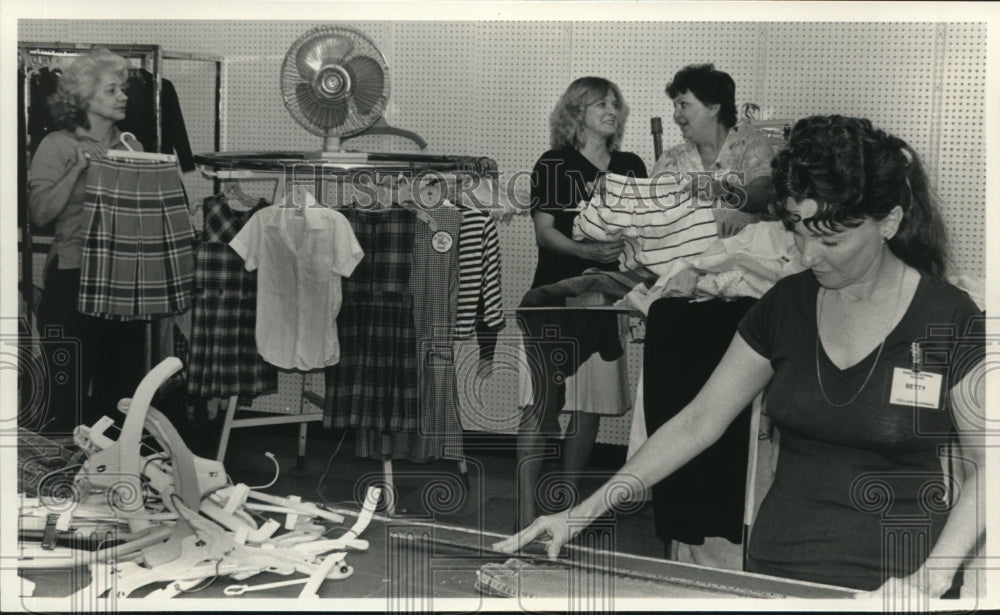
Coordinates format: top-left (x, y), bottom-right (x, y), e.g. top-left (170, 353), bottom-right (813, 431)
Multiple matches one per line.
top-left (280, 24), bottom-right (426, 160)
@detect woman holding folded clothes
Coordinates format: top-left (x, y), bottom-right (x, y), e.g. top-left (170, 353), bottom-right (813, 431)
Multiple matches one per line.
top-left (515, 76), bottom-right (647, 528)
top-left (497, 114), bottom-right (985, 598)
top-left (641, 63), bottom-right (779, 570)
top-left (28, 48), bottom-right (146, 435)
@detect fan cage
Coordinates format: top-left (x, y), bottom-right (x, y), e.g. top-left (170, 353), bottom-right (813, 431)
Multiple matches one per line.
top-left (280, 25), bottom-right (392, 143)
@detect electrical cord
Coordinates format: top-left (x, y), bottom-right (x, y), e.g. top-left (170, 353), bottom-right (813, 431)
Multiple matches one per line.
top-left (314, 429), bottom-right (348, 509)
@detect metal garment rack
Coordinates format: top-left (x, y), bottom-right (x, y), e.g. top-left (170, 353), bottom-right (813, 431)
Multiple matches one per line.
top-left (197, 154), bottom-right (492, 511)
top-left (17, 42), bottom-right (223, 372)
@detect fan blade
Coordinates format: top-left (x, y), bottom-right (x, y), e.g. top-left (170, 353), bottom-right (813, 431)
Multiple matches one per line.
top-left (295, 82), bottom-right (348, 129)
top-left (295, 34), bottom-right (355, 80)
top-left (345, 56), bottom-right (385, 116)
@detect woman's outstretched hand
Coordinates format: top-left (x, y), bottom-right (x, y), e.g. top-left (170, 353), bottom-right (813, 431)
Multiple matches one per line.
top-left (853, 570), bottom-right (947, 602)
top-left (491, 509), bottom-right (577, 560)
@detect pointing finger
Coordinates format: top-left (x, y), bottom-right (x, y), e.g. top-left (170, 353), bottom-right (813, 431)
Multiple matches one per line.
top-left (546, 538), bottom-right (563, 560)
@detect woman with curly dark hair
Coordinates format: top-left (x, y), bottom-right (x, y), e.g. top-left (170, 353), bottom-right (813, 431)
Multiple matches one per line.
top-left (28, 48), bottom-right (146, 435)
top-left (641, 63), bottom-right (778, 570)
top-left (497, 115), bottom-right (984, 598)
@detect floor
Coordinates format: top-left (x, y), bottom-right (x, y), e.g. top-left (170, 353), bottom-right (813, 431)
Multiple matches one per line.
top-left (179, 413), bottom-right (666, 561)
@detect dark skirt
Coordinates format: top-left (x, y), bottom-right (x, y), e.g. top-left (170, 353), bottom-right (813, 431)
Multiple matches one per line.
top-left (644, 296), bottom-right (756, 545)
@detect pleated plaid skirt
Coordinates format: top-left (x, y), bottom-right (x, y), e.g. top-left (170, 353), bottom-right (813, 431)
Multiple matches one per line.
top-left (187, 195), bottom-right (277, 398)
top-left (77, 158), bottom-right (194, 320)
top-left (325, 208), bottom-right (418, 438)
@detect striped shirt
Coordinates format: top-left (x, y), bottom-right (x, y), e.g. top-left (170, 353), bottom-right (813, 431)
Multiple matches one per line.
top-left (572, 172), bottom-right (719, 276)
top-left (456, 208), bottom-right (504, 338)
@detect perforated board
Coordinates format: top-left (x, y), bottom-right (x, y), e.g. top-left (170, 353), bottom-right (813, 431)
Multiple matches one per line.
top-left (17, 19), bottom-right (988, 447)
top-left (937, 23), bottom-right (987, 279)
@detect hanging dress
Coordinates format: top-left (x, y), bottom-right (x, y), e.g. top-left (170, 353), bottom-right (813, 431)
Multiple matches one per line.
top-left (407, 206), bottom-right (465, 462)
top-left (325, 208), bottom-right (418, 460)
top-left (187, 194), bottom-right (277, 398)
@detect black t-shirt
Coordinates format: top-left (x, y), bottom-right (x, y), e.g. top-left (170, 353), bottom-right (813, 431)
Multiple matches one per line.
top-left (738, 269), bottom-right (984, 590)
top-left (529, 147), bottom-right (647, 289)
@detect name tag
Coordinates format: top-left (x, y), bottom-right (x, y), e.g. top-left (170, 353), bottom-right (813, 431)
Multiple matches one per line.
top-left (889, 367), bottom-right (943, 410)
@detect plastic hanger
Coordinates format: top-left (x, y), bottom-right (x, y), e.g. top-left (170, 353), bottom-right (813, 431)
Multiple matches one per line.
top-left (400, 201), bottom-right (439, 232)
top-left (105, 131), bottom-right (178, 163)
top-left (223, 181), bottom-right (258, 212)
top-left (199, 166), bottom-right (283, 207)
top-left (393, 175), bottom-right (439, 232)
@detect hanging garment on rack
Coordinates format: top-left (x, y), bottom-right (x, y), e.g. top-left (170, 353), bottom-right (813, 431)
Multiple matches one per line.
top-left (119, 69), bottom-right (196, 172)
top-left (452, 156), bottom-right (499, 177)
top-left (187, 194), bottom-right (277, 398)
top-left (455, 208), bottom-right (504, 361)
top-left (324, 208), bottom-right (418, 460)
top-left (25, 66), bottom-right (61, 158)
top-left (77, 157), bottom-right (195, 320)
top-left (406, 206), bottom-right (464, 463)
top-left (572, 172), bottom-right (719, 276)
top-left (229, 196), bottom-right (363, 370)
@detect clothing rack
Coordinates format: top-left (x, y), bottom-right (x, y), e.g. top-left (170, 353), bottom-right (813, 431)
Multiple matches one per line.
top-left (197, 153), bottom-right (499, 514)
top-left (17, 42), bottom-right (223, 372)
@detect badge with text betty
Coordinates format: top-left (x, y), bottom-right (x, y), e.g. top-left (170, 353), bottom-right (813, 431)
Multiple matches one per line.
top-left (889, 343), bottom-right (943, 409)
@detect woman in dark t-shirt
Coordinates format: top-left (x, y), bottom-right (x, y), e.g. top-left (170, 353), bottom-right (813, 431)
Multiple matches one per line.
top-left (497, 115), bottom-right (985, 599)
top-left (515, 76), bottom-right (647, 527)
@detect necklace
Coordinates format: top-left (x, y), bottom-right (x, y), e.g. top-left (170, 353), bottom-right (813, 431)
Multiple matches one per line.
top-left (815, 262), bottom-right (906, 408)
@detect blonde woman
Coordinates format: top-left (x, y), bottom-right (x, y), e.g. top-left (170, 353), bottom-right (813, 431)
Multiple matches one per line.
top-left (516, 77), bottom-right (647, 527)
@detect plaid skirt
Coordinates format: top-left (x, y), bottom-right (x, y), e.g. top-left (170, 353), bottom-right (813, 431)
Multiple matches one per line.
top-left (325, 209), bottom-right (418, 436)
top-left (77, 158), bottom-right (194, 320)
top-left (187, 195), bottom-right (277, 398)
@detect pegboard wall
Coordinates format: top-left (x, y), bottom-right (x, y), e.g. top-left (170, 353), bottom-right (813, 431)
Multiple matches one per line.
top-left (18, 20), bottom-right (988, 447)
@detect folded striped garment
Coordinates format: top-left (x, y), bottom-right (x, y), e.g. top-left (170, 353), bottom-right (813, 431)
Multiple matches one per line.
top-left (572, 172), bottom-right (719, 276)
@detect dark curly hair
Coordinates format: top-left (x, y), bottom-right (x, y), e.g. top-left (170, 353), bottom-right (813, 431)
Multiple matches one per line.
top-left (665, 63), bottom-right (737, 129)
top-left (771, 115), bottom-right (949, 279)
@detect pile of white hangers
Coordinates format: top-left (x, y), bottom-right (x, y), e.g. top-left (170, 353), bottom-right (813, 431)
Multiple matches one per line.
top-left (18, 357), bottom-right (380, 600)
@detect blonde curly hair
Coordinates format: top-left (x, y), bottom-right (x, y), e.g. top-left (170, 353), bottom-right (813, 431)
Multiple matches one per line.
top-left (49, 48), bottom-right (129, 131)
top-left (550, 77), bottom-right (629, 151)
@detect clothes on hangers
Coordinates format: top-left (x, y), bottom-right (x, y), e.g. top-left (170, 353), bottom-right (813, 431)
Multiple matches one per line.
top-left (229, 193), bottom-right (363, 370)
top-left (25, 66), bottom-right (61, 158)
top-left (77, 157), bottom-right (195, 320)
top-left (22, 63), bottom-right (195, 169)
top-left (406, 206), bottom-right (465, 463)
top-left (187, 194), bottom-right (277, 398)
top-left (455, 208), bottom-right (504, 362)
top-left (451, 156), bottom-right (498, 177)
top-left (119, 69), bottom-right (195, 171)
top-left (325, 208), bottom-right (418, 461)
top-left (572, 172), bottom-right (719, 276)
